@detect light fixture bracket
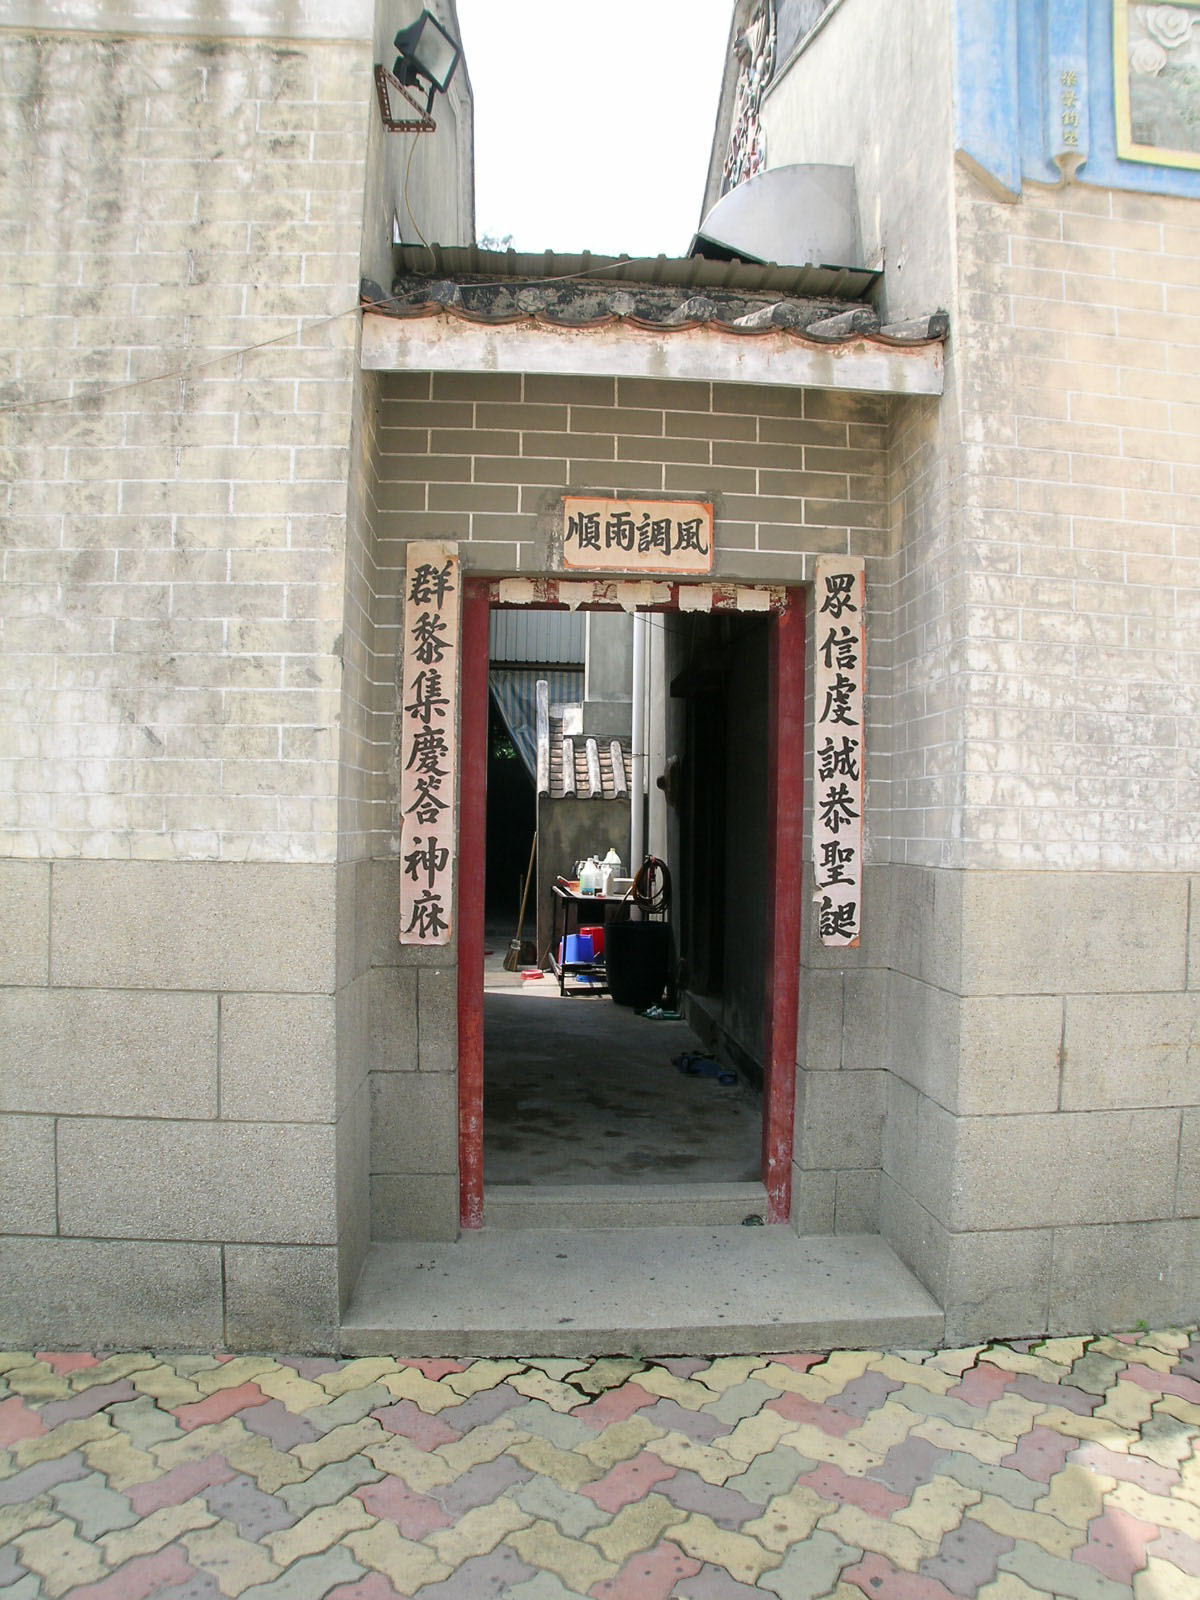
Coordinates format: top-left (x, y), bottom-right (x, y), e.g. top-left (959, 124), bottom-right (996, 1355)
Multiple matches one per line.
top-left (374, 64), bottom-right (436, 133)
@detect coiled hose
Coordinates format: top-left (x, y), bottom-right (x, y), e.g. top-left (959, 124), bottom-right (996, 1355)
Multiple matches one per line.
top-left (632, 856), bottom-right (671, 917)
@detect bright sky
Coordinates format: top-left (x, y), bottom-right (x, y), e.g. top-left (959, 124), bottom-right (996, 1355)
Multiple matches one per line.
top-left (454, 0), bottom-right (734, 259)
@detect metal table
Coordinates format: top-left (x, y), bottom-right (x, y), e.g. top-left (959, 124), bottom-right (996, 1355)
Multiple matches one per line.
top-left (547, 884), bottom-right (628, 996)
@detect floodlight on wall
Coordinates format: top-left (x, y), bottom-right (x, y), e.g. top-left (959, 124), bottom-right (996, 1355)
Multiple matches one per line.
top-left (375, 8), bottom-right (462, 132)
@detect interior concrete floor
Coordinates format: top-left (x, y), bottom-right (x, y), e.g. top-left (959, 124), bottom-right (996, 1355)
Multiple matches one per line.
top-left (482, 931), bottom-right (762, 1188)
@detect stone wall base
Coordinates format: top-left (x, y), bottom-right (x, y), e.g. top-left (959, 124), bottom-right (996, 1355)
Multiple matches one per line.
top-left (796, 863), bottom-right (1200, 1342)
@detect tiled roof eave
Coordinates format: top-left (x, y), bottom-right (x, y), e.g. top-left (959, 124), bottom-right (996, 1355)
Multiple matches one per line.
top-left (366, 297), bottom-right (948, 350)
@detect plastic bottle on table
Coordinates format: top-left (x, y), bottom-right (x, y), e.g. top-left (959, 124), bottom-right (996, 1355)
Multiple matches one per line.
top-left (601, 847), bottom-right (622, 892)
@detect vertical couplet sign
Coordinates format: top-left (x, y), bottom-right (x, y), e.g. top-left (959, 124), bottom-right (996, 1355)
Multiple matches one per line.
top-left (399, 541), bottom-right (459, 946)
top-left (812, 556), bottom-right (865, 948)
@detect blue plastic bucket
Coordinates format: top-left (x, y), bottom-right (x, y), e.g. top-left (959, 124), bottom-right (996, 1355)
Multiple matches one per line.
top-left (560, 933), bottom-right (594, 966)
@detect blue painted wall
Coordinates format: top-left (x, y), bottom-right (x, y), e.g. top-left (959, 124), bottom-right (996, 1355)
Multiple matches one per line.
top-left (954, 0), bottom-right (1200, 199)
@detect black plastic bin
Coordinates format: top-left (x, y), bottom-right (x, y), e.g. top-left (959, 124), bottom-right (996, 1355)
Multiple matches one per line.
top-left (604, 920), bottom-right (670, 1009)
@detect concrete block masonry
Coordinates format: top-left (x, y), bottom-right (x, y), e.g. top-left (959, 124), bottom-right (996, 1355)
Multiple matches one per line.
top-left (2, 3), bottom-right (1200, 1353)
top-left (0, 29), bottom-right (370, 867)
top-left (48, 862), bottom-right (339, 993)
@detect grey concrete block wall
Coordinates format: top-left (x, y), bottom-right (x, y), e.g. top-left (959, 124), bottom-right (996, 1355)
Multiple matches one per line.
top-left (957, 872), bottom-right (1190, 997)
top-left (58, 1118), bottom-right (338, 1245)
top-left (2, 988), bottom-right (217, 1118)
top-left (941, 1228), bottom-right (1055, 1345)
top-left (225, 1245), bottom-right (341, 1354)
top-left (887, 979), bottom-right (1062, 1117)
top-left (2, 29), bottom-right (372, 865)
top-left (950, 1108), bottom-right (1181, 1233)
top-left (0, 1116), bottom-right (56, 1235)
top-left (337, 1081), bottom-right (371, 1314)
top-left (1047, 1221), bottom-right (1200, 1336)
top-left (794, 863), bottom-right (893, 1237)
top-left (1178, 1110), bottom-right (1200, 1218)
top-left (221, 994), bottom-right (338, 1124)
top-left (373, 371), bottom-right (892, 593)
top-left (332, 858), bottom-right (377, 1316)
top-left (371, 1072), bottom-right (458, 1177)
top-left (0, 860), bottom-right (50, 985)
top-left (364, 859), bottom-right (459, 1245)
top-left (804, 860), bottom-right (1200, 1341)
top-left (807, 1070), bottom-right (886, 1174)
top-left (1061, 992), bottom-right (1200, 1110)
top-left (50, 862), bottom-right (339, 994)
top-left (370, 966), bottom-right (420, 1072)
top-left (0, 16), bottom-right (378, 1351)
top-left (0, 861), bottom-right (350, 1351)
top-left (371, 1174), bottom-right (460, 1243)
top-left (0, 1239), bottom-right (225, 1350)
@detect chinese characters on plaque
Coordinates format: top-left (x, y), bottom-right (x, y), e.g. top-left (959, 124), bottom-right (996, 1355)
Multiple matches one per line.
top-left (812, 557), bottom-right (865, 948)
top-left (561, 497), bottom-right (714, 575)
top-left (399, 542), bottom-right (459, 946)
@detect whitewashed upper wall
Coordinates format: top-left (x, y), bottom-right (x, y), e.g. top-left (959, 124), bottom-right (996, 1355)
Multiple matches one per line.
top-left (0, 27), bottom-right (372, 862)
top-left (5, 3), bottom-right (475, 288)
top-left (758, 0), bottom-right (956, 322)
top-left (2, 2), bottom-right (375, 37)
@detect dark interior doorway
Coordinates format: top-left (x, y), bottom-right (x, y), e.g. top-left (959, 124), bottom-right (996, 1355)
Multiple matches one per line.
top-left (668, 611), bottom-right (771, 1086)
top-left (484, 694), bottom-right (536, 925)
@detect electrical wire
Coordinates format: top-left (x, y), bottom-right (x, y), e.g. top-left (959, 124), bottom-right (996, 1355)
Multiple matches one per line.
top-left (0, 247), bottom-right (708, 419)
top-left (0, 302), bottom-right (366, 416)
top-left (401, 132), bottom-right (437, 272)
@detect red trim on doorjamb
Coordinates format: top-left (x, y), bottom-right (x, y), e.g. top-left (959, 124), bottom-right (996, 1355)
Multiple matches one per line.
top-left (457, 579), bottom-right (490, 1228)
top-left (762, 591), bottom-right (805, 1223)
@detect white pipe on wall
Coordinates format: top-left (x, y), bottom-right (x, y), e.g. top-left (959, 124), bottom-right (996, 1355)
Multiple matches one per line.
top-left (630, 611), bottom-right (647, 881)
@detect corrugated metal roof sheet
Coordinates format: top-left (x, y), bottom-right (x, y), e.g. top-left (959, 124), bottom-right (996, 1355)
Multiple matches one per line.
top-left (489, 609), bottom-right (585, 666)
top-left (392, 244), bottom-right (881, 301)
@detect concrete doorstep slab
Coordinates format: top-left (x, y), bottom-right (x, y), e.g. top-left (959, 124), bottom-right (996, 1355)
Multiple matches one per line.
top-left (485, 1180), bottom-right (769, 1229)
top-left (340, 1226), bottom-right (944, 1356)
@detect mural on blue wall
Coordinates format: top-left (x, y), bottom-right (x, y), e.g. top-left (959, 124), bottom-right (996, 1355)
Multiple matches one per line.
top-left (955, 0), bottom-right (1200, 198)
top-left (1117, 3), bottom-right (1200, 168)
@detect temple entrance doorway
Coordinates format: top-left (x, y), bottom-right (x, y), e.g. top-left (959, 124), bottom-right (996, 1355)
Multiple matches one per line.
top-left (458, 582), bottom-right (804, 1230)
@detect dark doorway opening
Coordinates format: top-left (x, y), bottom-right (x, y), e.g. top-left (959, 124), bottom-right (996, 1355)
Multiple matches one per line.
top-left (669, 610), bottom-right (771, 1092)
top-left (484, 693), bottom-right (536, 926)
top-left (458, 583), bottom-right (804, 1230)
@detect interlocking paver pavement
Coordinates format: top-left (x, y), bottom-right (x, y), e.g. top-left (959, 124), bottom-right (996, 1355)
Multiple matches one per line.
top-left (2, 1331), bottom-right (1199, 1597)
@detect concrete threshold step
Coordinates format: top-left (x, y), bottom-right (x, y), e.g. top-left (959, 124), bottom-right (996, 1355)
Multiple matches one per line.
top-left (484, 1181), bottom-right (767, 1229)
top-left (340, 1226), bottom-right (944, 1358)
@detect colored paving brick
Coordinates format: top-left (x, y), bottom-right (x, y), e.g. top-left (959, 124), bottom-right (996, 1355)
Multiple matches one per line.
top-left (356, 1475), bottom-right (456, 1539)
top-left (590, 1538), bottom-right (702, 1599)
top-left (0, 1395), bottom-right (47, 1447)
top-left (1075, 1503), bottom-right (1161, 1584)
top-left (0, 1333), bottom-right (1199, 1599)
top-left (172, 1385), bottom-right (271, 1434)
top-left (578, 1449), bottom-right (678, 1512)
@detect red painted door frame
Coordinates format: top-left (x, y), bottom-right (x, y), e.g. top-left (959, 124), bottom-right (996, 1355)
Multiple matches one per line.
top-left (456, 579), bottom-right (490, 1230)
top-left (762, 593), bottom-right (805, 1222)
top-left (455, 583), bottom-right (805, 1229)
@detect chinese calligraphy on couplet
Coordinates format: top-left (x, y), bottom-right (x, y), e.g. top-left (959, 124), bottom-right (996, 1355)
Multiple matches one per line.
top-left (561, 497), bottom-right (714, 575)
top-left (812, 556), bottom-right (865, 948)
top-left (399, 541), bottom-right (459, 946)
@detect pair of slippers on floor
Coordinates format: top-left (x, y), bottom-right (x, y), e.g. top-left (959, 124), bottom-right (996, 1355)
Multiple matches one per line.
top-left (672, 1050), bottom-right (737, 1085)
